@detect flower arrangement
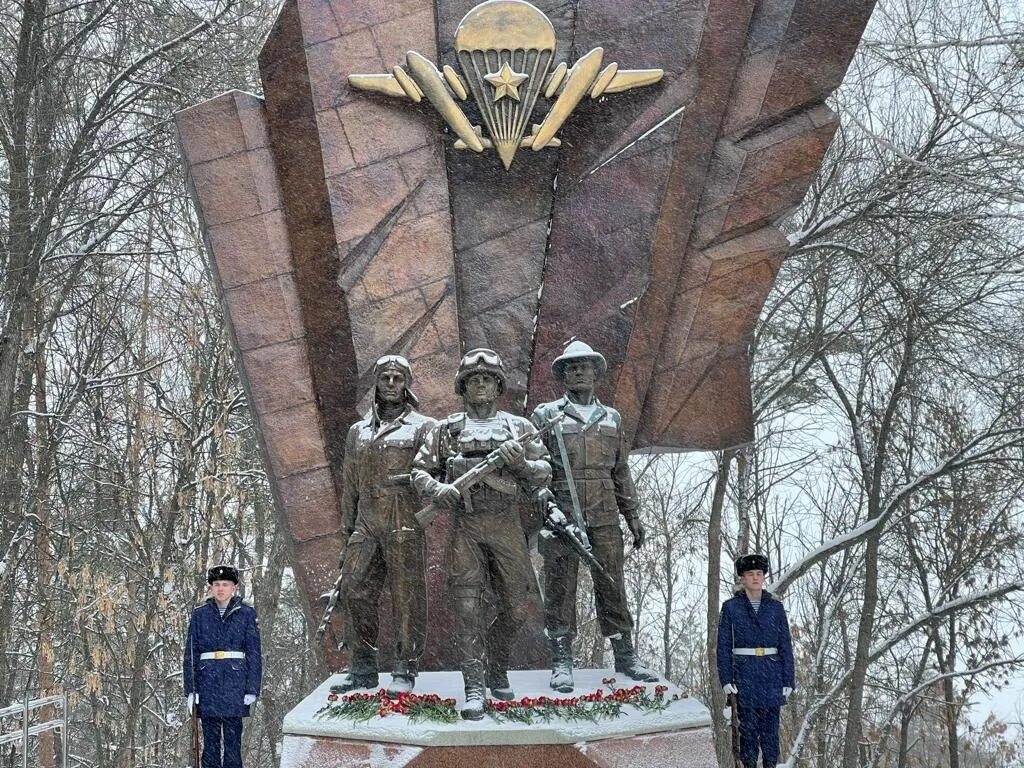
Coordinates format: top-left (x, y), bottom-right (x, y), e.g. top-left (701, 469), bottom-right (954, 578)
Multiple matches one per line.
top-left (316, 679), bottom-right (687, 725)
top-left (486, 682), bottom-right (674, 724)
top-left (317, 691), bottom-right (460, 724)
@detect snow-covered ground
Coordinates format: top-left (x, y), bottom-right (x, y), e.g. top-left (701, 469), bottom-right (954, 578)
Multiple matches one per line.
top-left (282, 668), bottom-right (711, 746)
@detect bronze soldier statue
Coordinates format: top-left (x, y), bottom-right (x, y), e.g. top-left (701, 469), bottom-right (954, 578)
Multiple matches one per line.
top-left (412, 348), bottom-right (551, 720)
top-left (333, 355), bottom-right (435, 695)
top-left (531, 340), bottom-right (659, 692)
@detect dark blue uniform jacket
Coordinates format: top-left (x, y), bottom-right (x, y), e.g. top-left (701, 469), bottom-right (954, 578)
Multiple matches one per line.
top-left (183, 596), bottom-right (262, 718)
top-left (716, 590), bottom-right (794, 708)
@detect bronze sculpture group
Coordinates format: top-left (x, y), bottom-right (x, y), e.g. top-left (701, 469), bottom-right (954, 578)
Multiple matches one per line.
top-left (329, 342), bottom-right (658, 720)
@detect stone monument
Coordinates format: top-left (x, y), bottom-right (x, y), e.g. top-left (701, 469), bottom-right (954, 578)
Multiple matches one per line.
top-left (176, 0), bottom-right (876, 763)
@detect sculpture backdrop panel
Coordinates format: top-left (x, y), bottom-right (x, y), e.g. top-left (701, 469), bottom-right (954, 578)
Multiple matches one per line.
top-left (176, 0), bottom-right (876, 668)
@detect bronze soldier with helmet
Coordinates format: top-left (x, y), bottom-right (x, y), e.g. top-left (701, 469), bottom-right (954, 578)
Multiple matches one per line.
top-left (412, 348), bottom-right (551, 719)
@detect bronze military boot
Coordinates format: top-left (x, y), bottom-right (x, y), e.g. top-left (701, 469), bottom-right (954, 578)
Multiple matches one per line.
top-left (386, 661), bottom-right (416, 695)
top-left (485, 667), bottom-right (515, 701)
top-left (461, 661), bottom-right (487, 720)
top-left (610, 634), bottom-right (659, 682)
top-left (548, 636), bottom-right (574, 693)
top-left (330, 668), bottom-right (378, 693)
top-left (330, 645), bottom-right (379, 693)
top-left (485, 636), bottom-right (516, 700)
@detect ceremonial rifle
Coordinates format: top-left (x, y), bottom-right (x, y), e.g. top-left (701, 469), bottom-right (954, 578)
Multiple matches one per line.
top-left (188, 620), bottom-right (201, 768)
top-left (728, 692), bottom-right (742, 768)
top-left (191, 699), bottom-right (201, 768)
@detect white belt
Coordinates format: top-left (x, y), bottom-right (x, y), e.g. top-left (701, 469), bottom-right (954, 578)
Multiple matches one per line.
top-left (200, 651), bottom-right (245, 660)
top-left (733, 647), bottom-right (777, 656)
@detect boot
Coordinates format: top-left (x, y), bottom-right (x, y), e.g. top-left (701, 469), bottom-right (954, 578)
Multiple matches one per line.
top-left (486, 668), bottom-right (515, 701)
top-left (386, 661), bottom-right (416, 695)
top-left (461, 661), bottom-right (487, 720)
top-left (610, 634), bottom-right (659, 682)
top-left (485, 626), bottom-right (516, 701)
top-left (330, 669), bottom-right (379, 693)
top-left (333, 638), bottom-right (379, 693)
top-left (548, 636), bottom-right (574, 693)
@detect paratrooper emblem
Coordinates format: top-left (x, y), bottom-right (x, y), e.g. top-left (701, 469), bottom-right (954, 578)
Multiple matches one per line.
top-left (348, 0), bottom-right (664, 169)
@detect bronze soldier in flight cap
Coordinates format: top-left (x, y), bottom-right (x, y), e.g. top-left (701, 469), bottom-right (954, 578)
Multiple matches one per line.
top-left (333, 355), bottom-right (435, 695)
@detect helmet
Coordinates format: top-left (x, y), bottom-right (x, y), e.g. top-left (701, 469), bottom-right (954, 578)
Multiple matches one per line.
top-left (455, 348), bottom-right (507, 395)
top-left (735, 554), bottom-right (770, 576)
top-left (373, 354), bottom-right (413, 384)
top-left (372, 356), bottom-right (419, 411)
top-left (207, 564), bottom-right (239, 584)
top-left (551, 340), bottom-right (608, 382)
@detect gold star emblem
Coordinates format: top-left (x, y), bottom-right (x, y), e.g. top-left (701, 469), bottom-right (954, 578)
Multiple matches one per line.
top-left (484, 63), bottom-right (528, 102)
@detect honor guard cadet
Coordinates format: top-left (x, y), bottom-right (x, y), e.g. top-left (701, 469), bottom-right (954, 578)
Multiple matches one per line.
top-left (412, 348), bottom-right (552, 720)
top-left (531, 340), bottom-right (658, 692)
top-left (716, 554), bottom-right (795, 768)
top-left (184, 564), bottom-right (262, 768)
top-left (334, 355), bottom-right (436, 695)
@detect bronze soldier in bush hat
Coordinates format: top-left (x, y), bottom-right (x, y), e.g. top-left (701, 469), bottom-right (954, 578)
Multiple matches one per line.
top-left (531, 340), bottom-right (659, 692)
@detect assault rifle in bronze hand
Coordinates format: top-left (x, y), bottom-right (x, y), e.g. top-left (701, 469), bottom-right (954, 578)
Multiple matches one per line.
top-left (539, 492), bottom-right (608, 579)
top-left (315, 569), bottom-right (345, 642)
top-left (414, 413), bottom-right (566, 527)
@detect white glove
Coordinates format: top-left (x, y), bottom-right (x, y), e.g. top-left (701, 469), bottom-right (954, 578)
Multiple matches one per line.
top-left (244, 694), bottom-right (257, 706)
top-left (186, 693), bottom-right (197, 712)
top-left (782, 687), bottom-right (793, 700)
top-left (722, 683), bottom-right (738, 695)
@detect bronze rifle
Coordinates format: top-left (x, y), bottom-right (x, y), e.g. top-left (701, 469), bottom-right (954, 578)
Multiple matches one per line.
top-left (415, 414), bottom-right (565, 526)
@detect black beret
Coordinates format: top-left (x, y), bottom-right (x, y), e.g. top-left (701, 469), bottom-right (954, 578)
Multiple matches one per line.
top-left (735, 554), bottom-right (770, 576)
top-left (207, 564), bottom-right (239, 584)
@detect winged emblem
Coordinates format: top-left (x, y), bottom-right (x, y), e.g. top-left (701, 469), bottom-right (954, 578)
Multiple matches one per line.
top-left (348, 0), bottom-right (664, 169)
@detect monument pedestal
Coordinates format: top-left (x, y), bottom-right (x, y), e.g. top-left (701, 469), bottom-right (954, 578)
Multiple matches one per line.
top-left (280, 670), bottom-right (716, 767)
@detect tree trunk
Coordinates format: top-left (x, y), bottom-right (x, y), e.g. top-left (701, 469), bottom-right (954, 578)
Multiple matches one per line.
top-left (33, 345), bottom-right (56, 768)
top-left (707, 449), bottom-right (735, 768)
top-left (842, 532), bottom-right (880, 768)
top-left (940, 615), bottom-right (960, 768)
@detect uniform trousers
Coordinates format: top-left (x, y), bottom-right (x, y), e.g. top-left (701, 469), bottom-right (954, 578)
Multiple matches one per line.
top-left (201, 715), bottom-right (243, 768)
top-left (737, 702), bottom-right (780, 767)
top-left (449, 504), bottom-right (538, 672)
top-left (542, 524), bottom-right (631, 639)
top-left (340, 525), bottom-right (427, 672)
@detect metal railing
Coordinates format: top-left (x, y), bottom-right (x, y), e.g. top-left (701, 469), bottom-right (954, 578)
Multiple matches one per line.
top-left (0, 692), bottom-right (69, 768)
